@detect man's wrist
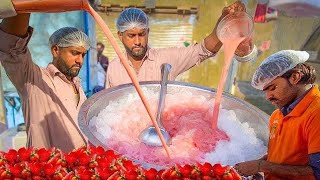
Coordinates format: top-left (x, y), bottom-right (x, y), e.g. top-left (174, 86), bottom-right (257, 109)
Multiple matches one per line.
top-left (234, 45), bottom-right (258, 62)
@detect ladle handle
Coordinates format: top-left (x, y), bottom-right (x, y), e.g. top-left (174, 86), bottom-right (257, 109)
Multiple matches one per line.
top-left (156, 63), bottom-right (172, 127)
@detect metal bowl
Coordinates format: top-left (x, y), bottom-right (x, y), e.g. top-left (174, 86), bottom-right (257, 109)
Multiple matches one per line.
top-left (78, 81), bottom-right (269, 167)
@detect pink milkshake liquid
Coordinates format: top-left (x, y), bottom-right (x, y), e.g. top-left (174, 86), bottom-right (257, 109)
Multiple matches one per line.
top-left (212, 12), bottom-right (254, 129)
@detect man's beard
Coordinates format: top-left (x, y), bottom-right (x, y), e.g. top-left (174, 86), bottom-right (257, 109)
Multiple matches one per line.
top-left (57, 58), bottom-right (81, 78)
top-left (125, 45), bottom-right (147, 58)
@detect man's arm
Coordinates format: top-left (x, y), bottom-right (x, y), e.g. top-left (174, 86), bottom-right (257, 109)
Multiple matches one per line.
top-left (0, 13), bottom-right (39, 93)
top-left (235, 159), bottom-right (315, 178)
top-left (0, 13), bottom-right (30, 37)
top-left (260, 160), bottom-right (315, 178)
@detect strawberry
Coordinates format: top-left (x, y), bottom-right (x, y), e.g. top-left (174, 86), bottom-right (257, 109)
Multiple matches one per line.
top-left (21, 168), bottom-right (31, 178)
top-left (222, 172), bottom-right (233, 180)
top-left (170, 170), bottom-right (181, 179)
top-left (89, 160), bottom-right (98, 168)
top-left (178, 164), bottom-right (193, 178)
top-left (29, 162), bottom-right (41, 176)
top-left (63, 172), bottom-right (76, 180)
top-left (160, 168), bottom-right (171, 180)
top-left (199, 162), bottom-right (213, 176)
top-left (44, 163), bottom-right (55, 177)
top-left (97, 167), bottom-right (115, 179)
top-left (32, 175), bottom-right (43, 180)
top-left (90, 146), bottom-right (105, 157)
top-left (123, 170), bottom-right (138, 180)
top-left (144, 168), bottom-right (158, 180)
top-left (122, 159), bottom-right (137, 171)
top-left (65, 153), bottom-right (77, 166)
top-left (202, 175), bottom-right (213, 180)
top-left (55, 158), bottom-right (67, 167)
top-left (53, 172), bottom-right (64, 180)
top-left (97, 158), bottom-right (110, 168)
top-left (230, 168), bottom-right (242, 180)
top-left (4, 149), bottom-right (18, 163)
top-left (91, 174), bottom-right (101, 180)
top-left (38, 148), bottom-right (51, 162)
top-left (75, 165), bottom-right (87, 173)
top-left (78, 170), bottom-right (92, 180)
top-left (17, 147), bottom-right (31, 161)
top-left (105, 150), bottom-right (119, 162)
top-left (0, 170), bottom-right (11, 179)
top-left (0, 158), bottom-right (6, 166)
top-left (10, 164), bottom-right (23, 177)
top-left (136, 174), bottom-right (145, 180)
top-left (190, 168), bottom-right (201, 179)
top-left (79, 154), bottom-right (91, 166)
top-left (212, 163), bottom-right (226, 176)
top-left (30, 152), bottom-right (40, 162)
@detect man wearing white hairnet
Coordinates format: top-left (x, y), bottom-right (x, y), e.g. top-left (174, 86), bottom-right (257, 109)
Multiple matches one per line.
top-left (234, 50), bottom-right (320, 180)
top-left (0, 14), bottom-right (90, 152)
top-left (105, 1), bottom-right (258, 88)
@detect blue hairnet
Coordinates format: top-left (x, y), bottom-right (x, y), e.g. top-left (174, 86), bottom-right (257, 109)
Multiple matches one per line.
top-left (116, 8), bottom-right (149, 32)
top-left (251, 50), bottom-right (309, 90)
top-left (49, 27), bottom-right (91, 50)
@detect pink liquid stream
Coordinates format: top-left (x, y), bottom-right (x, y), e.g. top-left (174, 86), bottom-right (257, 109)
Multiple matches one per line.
top-left (212, 37), bottom-right (246, 129)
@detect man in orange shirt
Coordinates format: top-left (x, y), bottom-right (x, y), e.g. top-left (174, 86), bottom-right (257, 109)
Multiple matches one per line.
top-left (234, 50), bottom-right (320, 180)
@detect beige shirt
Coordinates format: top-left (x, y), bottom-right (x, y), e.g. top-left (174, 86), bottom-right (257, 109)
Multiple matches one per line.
top-left (106, 41), bottom-right (215, 88)
top-left (0, 27), bottom-right (87, 152)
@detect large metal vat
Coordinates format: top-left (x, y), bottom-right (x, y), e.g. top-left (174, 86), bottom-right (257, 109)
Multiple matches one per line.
top-left (78, 81), bottom-right (270, 168)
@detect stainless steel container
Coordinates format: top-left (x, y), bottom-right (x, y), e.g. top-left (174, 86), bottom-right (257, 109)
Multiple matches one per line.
top-left (79, 81), bottom-right (270, 168)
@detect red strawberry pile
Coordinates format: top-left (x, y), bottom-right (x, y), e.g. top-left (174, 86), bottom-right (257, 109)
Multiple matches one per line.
top-left (0, 146), bottom-right (241, 179)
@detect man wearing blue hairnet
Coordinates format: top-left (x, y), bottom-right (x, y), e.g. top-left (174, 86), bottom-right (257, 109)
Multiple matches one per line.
top-left (106, 1), bottom-right (258, 88)
top-left (234, 50), bottom-right (320, 180)
top-left (0, 13), bottom-right (90, 152)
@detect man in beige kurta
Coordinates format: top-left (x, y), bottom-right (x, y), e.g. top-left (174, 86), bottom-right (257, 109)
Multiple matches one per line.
top-left (106, 2), bottom-right (258, 88)
top-left (0, 14), bottom-right (89, 152)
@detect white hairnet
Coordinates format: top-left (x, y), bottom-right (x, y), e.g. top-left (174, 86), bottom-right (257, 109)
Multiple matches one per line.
top-left (49, 27), bottom-right (91, 50)
top-left (251, 50), bottom-right (310, 90)
top-left (116, 8), bottom-right (149, 32)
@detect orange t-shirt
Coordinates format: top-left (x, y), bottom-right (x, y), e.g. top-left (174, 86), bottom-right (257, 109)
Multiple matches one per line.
top-left (266, 85), bottom-right (320, 180)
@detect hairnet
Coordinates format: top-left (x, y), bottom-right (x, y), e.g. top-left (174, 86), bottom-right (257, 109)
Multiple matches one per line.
top-left (49, 27), bottom-right (91, 50)
top-left (116, 8), bottom-right (149, 32)
top-left (251, 50), bottom-right (310, 90)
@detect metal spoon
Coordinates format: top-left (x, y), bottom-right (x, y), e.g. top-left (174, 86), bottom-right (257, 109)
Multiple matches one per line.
top-left (139, 63), bottom-right (172, 146)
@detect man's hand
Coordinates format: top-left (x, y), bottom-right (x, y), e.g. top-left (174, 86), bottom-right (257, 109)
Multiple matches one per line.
top-left (204, 1), bottom-right (250, 54)
top-left (234, 160), bottom-right (261, 176)
top-left (217, 1), bottom-right (254, 57)
top-left (217, 1), bottom-right (246, 26)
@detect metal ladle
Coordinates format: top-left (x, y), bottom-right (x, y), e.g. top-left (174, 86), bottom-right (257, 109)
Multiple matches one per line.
top-left (139, 63), bottom-right (172, 146)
